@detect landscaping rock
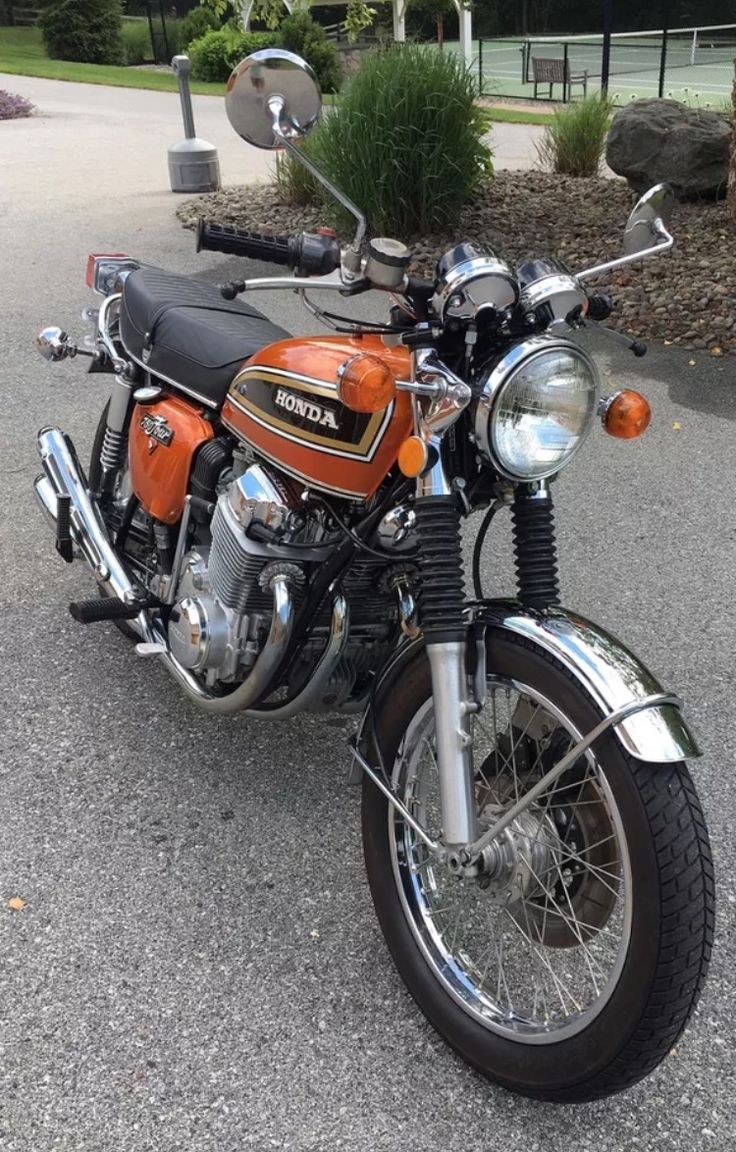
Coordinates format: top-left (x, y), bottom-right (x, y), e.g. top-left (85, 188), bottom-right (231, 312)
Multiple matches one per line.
top-left (178, 171), bottom-right (736, 355)
top-left (606, 99), bottom-right (730, 200)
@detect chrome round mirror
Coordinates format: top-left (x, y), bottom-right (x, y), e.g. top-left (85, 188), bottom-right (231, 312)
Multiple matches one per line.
top-left (37, 326), bottom-right (71, 362)
top-left (623, 183), bottom-right (674, 255)
top-left (225, 49), bottom-right (321, 151)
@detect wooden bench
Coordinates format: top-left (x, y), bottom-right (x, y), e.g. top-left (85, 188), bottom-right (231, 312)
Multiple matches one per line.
top-left (532, 56), bottom-right (588, 101)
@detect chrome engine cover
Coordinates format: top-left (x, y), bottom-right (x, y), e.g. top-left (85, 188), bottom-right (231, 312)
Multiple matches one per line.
top-left (167, 463), bottom-right (421, 692)
top-left (167, 463), bottom-right (302, 683)
top-left (168, 593), bottom-right (229, 673)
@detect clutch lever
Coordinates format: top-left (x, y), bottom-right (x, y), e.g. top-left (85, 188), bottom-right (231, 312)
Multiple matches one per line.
top-left (218, 269), bottom-right (372, 300)
top-left (221, 280), bottom-right (246, 300)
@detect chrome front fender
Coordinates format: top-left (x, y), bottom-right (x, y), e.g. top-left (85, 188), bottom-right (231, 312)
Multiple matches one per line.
top-left (356, 600), bottom-right (699, 771)
top-left (475, 602), bottom-right (699, 762)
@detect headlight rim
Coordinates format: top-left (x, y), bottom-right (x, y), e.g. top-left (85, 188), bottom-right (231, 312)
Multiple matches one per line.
top-left (474, 336), bottom-right (600, 482)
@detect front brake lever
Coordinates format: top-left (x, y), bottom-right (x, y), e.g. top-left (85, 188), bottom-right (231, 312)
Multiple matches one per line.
top-left (565, 311), bottom-right (647, 358)
top-left (590, 320), bottom-right (647, 358)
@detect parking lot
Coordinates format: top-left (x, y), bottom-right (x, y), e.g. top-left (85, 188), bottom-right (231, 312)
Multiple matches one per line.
top-left (1, 75), bottom-right (734, 1151)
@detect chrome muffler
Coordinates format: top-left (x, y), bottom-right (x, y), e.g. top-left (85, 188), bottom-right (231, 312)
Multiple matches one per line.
top-left (35, 427), bottom-right (140, 607)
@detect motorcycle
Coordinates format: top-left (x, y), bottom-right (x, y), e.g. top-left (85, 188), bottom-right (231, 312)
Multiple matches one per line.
top-left (34, 49), bottom-right (713, 1102)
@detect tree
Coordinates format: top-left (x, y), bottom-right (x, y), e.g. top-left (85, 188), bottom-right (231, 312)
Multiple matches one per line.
top-left (198, 0), bottom-right (375, 43)
top-left (411, 0), bottom-right (454, 50)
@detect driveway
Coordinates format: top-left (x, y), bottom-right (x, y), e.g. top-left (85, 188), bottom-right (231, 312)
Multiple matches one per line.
top-left (0, 75), bottom-right (734, 1152)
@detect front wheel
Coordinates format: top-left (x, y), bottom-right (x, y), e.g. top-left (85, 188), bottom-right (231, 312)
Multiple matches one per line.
top-left (361, 631), bottom-right (714, 1102)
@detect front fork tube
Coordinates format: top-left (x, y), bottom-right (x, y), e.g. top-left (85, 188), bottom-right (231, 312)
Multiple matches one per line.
top-left (425, 640), bottom-right (479, 849)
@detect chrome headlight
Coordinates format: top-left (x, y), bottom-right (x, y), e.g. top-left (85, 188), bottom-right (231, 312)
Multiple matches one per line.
top-left (475, 337), bottom-right (599, 481)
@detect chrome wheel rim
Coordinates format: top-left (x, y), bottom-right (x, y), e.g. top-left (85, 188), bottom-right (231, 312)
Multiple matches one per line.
top-left (388, 676), bottom-right (632, 1044)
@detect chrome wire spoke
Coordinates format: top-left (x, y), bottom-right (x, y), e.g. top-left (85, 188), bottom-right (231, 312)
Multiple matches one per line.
top-left (536, 849), bottom-right (623, 894)
top-left (505, 904), bottom-right (583, 1016)
top-left (390, 676), bottom-right (632, 1042)
top-left (519, 862), bottom-right (613, 987)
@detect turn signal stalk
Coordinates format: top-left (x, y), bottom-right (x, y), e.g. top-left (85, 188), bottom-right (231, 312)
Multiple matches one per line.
top-left (601, 389), bottom-right (651, 439)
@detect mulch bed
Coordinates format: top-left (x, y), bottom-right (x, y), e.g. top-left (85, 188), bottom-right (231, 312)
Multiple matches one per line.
top-left (177, 172), bottom-right (736, 356)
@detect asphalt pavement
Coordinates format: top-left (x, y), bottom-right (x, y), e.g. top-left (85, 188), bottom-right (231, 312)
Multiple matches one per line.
top-left (0, 76), bottom-right (735, 1152)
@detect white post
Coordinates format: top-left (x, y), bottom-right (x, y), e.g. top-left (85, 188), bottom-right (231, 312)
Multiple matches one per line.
top-left (393, 0), bottom-right (407, 43)
top-left (239, 0), bottom-right (255, 32)
top-left (454, 1), bottom-right (473, 66)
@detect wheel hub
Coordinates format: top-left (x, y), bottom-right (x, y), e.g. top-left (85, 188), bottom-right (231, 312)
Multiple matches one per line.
top-left (474, 802), bottom-right (557, 907)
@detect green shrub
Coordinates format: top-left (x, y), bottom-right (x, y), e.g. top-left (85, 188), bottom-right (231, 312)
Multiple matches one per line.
top-left (120, 18), bottom-right (151, 65)
top-left (41, 0), bottom-right (125, 64)
top-left (536, 95), bottom-right (613, 177)
top-left (303, 45), bottom-right (491, 235)
top-left (179, 4), bottom-right (220, 51)
top-left (278, 11), bottom-right (341, 95)
top-left (188, 27), bottom-right (278, 83)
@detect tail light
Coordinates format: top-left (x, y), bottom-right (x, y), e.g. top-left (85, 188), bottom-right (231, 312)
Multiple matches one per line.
top-left (86, 254), bottom-right (140, 296)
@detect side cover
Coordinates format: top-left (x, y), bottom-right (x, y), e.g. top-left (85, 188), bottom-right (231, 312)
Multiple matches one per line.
top-left (129, 396), bottom-right (213, 524)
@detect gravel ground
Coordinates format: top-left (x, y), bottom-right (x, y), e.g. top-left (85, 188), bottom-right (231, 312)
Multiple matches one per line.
top-left (178, 172), bottom-right (736, 355)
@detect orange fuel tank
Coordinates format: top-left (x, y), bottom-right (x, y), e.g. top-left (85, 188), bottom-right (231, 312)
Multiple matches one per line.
top-left (221, 335), bottom-right (413, 500)
top-left (129, 395), bottom-right (213, 524)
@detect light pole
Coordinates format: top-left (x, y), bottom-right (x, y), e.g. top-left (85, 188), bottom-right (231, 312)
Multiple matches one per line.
top-left (601, 0), bottom-right (613, 94)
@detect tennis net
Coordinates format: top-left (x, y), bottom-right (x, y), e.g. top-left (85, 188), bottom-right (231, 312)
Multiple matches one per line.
top-left (523, 24), bottom-right (736, 82)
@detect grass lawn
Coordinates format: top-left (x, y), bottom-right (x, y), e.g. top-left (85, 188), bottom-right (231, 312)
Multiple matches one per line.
top-left (482, 105), bottom-right (554, 125)
top-left (0, 26), bottom-right (553, 120)
top-left (0, 26), bottom-right (225, 96)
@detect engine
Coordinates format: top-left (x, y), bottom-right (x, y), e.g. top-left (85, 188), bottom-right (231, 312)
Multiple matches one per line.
top-left (167, 459), bottom-right (417, 702)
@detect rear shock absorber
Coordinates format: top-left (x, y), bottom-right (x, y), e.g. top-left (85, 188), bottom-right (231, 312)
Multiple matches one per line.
top-left (511, 480), bottom-right (560, 610)
top-left (413, 496), bottom-right (467, 640)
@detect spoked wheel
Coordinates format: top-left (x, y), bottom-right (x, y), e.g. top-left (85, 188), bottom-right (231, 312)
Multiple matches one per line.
top-left (361, 631), bottom-right (714, 1102)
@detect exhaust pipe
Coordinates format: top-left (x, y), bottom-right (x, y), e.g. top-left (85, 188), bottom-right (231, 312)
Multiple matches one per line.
top-left (34, 425), bottom-right (296, 715)
top-left (36, 427), bottom-right (140, 607)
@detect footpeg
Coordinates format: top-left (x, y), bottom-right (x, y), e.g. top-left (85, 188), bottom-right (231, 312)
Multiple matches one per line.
top-left (55, 493), bottom-right (74, 563)
top-left (68, 597), bottom-right (147, 624)
top-left (135, 642), bottom-right (166, 657)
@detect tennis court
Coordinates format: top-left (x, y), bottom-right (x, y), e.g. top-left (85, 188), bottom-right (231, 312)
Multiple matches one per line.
top-left (460, 25), bottom-right (736, 107)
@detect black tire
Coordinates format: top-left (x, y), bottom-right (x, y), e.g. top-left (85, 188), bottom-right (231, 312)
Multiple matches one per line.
top-left (361, 630), bottom-right (714, 1102)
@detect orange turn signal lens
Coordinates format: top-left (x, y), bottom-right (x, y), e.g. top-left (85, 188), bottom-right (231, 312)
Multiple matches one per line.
top-left (398, 436), bottom-right (429, 478)
top-left (602, 389), bottom-right (651, 439)
top-left (336, 353), bottom-right (396, 414)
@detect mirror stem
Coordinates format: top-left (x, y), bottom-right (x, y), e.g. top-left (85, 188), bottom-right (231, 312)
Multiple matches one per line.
top-left (577, 219), bottom-right (673, 283)
top-left (268, 96), bottom-right (366, 260)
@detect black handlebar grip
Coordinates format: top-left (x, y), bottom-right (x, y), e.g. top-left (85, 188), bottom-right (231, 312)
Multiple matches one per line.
top-left (196, 218), bottom-right (295, 266)
top-left (587, 292), bottom-right (614, 322)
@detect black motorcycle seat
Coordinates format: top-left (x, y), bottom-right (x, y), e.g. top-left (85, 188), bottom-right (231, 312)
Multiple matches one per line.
top-left (119, 266), bottom-right (290, 408)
